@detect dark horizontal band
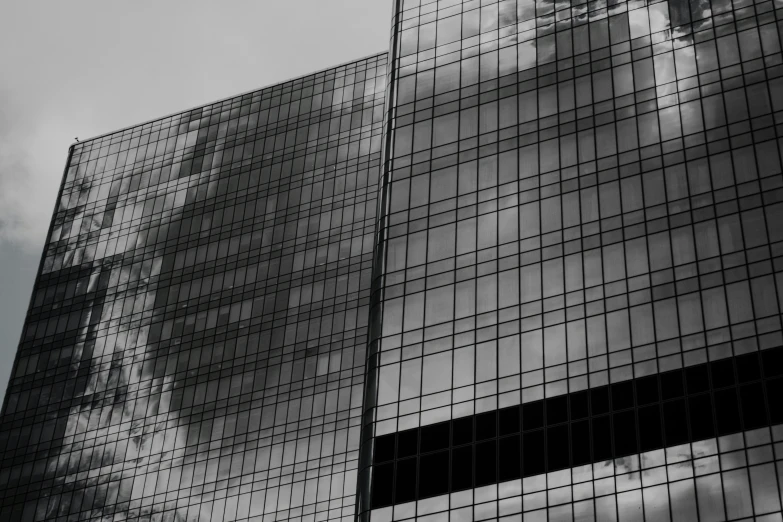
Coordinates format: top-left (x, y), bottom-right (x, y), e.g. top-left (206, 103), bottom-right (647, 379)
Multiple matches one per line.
top-left (370, 346), bottom-right (783, 509)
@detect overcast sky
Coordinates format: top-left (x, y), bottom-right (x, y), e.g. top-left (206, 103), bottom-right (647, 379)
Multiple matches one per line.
top-left (0, 0), bottom-right (389, 401)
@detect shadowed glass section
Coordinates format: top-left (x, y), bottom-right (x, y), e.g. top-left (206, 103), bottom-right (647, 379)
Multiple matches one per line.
top-left (369, 424), bottom-right (783, 522)
top-left (370, 348), bottom-right (783, 507)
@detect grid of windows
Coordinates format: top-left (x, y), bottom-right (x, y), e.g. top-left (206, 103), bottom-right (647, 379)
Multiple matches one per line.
top-left (0, 54), bottom-right (387, 521)
top-left (370, 348), bottom-right (783, 507)
top-left (370, 424), bottom-right (783, 521)
top-left (2, 0), bottom-right (783, 519)
top-left (359, 0), bottom-right (783, 518)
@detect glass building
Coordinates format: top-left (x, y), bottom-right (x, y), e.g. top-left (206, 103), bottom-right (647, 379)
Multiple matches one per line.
top-left (0, 53), bottom-right (388, 521)
top-left (3, 0), bottom-right (783, 519)
top-left (360, 0), bottom-right (783, 520)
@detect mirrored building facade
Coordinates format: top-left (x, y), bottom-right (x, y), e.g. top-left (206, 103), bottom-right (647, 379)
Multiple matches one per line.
top-left (0, 53), bottom-right (387, 521)
top-left (3, 0), bottom-right (783, 519)
top-left (359, 0), bottom-right (783, 520)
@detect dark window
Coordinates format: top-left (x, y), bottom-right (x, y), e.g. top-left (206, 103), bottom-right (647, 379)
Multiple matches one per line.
top-left (523, 401), bottom-right (544, 430)
top-left (688, 394), bottom-right (715, 440)
top-left (592, 416), bottom-right (612, 461)
top-left (420, 422), bottom-right (450, 453)
top-left (499, 406), bottom-right (520, 436)
top-left (660, 370), bottom-right (684, 399)
top-left (547, 396), bottom-right (568, 424)
top-left (762, 348), bottom-right (783, 377)
top-left (475, 440), bottom-right (497, 486)
top-left (571, 420), bottom-right (591, 465)
top-left (398, 430), bottom-right (418, 458)
top-left (740, 383), bottom-right (767, 429)
top-left (375, 434), bottom-right (395, 463)
top-left (591, 387), bottom-right (610, 415)
top-left (736, 353), bottom-right (760, 383)
top-left (452, 416), bottom-right (473, 446)
top-left (611, 381), bottom-right (634, 410)
top-left (638, 405), bottom-right (663, 451)
top-left (613, 410), bottom-right (637, 456)
top-left (419, 451), bottom-right (449, 498)
top-left (711, 359), bottom-right (735, 388)
top-left (715, 388), bottom-right (742, 434)
top-left (636, 375), bottom-right (659, 405)
top-left (498, 435), bottom-right (521, 481)
top-left (476, 411), bottom-right (497, 440)
top-left (663, 399), bottom-right (688, 445)
top-left (372, 463), bottom-right (394, 507)
top-left (570, 391), bottom-right (589, 419)
top-left (767, 379), bottom-right (783, 424)
top-left (547, 425), bottom-right (570, 470)
top-left (686, 365), bottom-right (709, 394)
top-left (451, 446), bottom-right (473, 491)
top-left (395, 458), bottom-right (417, 503)
top-left (523, 430), bottom-right (545, 476)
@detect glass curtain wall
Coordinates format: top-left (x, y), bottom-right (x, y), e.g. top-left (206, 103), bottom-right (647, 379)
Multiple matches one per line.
top-left (360, 0), bottom-right (783, 520)
top-left (0, 53), bottom-right (387, 522)
top-left (1, 0), bottom-right (783, 519)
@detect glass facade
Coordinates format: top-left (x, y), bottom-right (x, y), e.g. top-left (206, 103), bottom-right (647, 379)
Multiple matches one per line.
top-left (0, 53), bottom-right (387, 521)
top-left (359, 0), bottom-right (783, 520)
top-left (2, 0), bottom-right (783, 519)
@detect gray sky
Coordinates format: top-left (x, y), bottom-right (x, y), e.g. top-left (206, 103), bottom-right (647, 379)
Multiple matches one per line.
top-left (0, 0), bottom-right (389, 401)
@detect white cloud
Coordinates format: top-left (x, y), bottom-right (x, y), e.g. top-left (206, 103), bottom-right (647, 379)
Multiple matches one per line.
top-left (0, 94), bottom-right (66, 252)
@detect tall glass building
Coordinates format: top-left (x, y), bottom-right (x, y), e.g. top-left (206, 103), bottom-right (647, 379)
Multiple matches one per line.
top-left (0, 54), bottom-right (388, 521)
top-left (2, 0), bottom-right (783, 520)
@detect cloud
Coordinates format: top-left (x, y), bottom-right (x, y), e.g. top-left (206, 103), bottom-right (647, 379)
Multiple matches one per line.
top-left (0, 90), bottom-right (67, 252)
